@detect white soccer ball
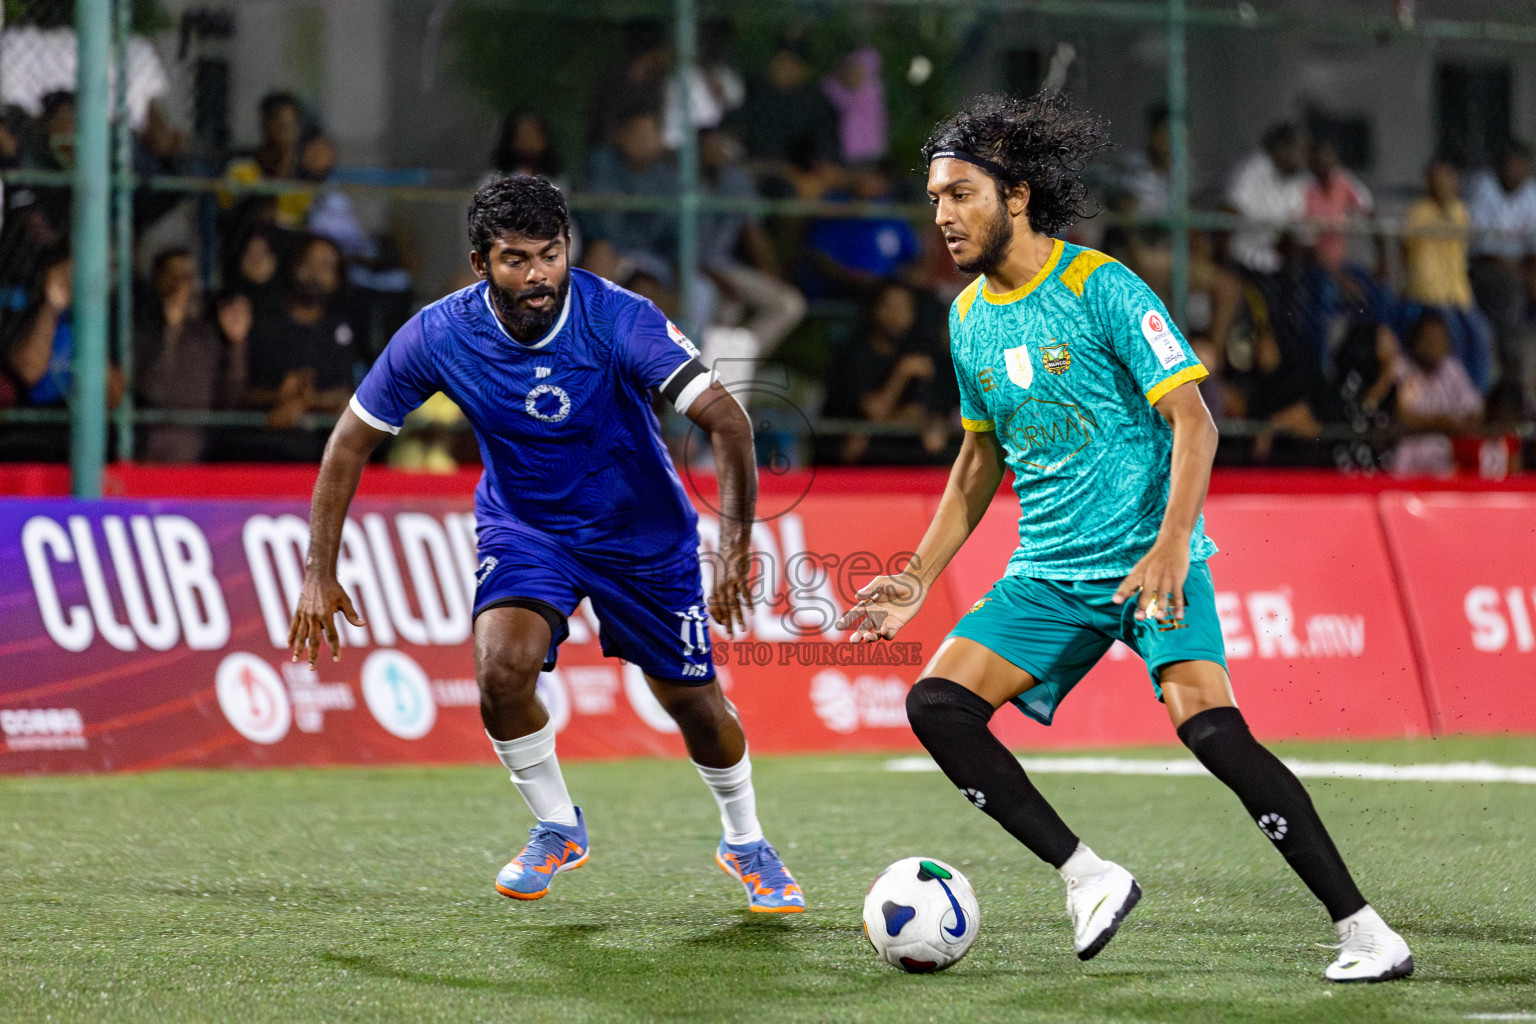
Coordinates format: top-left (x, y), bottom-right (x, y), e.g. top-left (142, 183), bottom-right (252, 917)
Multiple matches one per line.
top-left (862, 856), bottom-right (980, 973)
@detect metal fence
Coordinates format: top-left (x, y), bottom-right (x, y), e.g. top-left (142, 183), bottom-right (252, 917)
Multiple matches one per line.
top-left (5, 0), bottom-right (1536, 493)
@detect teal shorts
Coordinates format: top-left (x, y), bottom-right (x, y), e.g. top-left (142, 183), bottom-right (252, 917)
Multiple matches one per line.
top-left (948, 561), bottom-right (1229, 726)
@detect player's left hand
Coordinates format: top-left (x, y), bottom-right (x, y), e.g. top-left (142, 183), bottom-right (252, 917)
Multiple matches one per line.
top-left (1112, 538), bottom-right (1190, 623)
top-left (709, 540), bottom-right (754, 638)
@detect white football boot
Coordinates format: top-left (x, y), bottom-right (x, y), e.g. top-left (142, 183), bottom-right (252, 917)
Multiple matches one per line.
top-left (1324, 906), bottom-right (1414, 983)
top-left (1064, 860), bottom-right (1141, 961)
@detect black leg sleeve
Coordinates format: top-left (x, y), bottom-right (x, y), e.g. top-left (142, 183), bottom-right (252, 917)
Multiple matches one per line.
top-left (906, 677), bottom-right (1080, 868)
top-left (1178, 706), bottom-right (1367, 921)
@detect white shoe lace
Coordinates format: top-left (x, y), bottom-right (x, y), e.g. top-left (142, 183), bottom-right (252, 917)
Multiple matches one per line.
top-left (1321, 921), bottom-right (1386, 964)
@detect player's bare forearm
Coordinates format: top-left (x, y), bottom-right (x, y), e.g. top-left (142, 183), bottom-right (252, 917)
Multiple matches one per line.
top-left (305, 409), bottom-right (387, 576)
top-left (289, 408), bottom-right (387, 666)
top-left (910, 428), bottom-right (1006, 586)
top-left (1113, 380), bottom-right (1217, 621)
top-left (685, 379), bottom-right (756, 635)
top-left (837, 429), bottom-right (1004, 642)
top-left (1153, 381), bottom-right (1218, 546)
top-left (686, 379), bottom-right (756, 546)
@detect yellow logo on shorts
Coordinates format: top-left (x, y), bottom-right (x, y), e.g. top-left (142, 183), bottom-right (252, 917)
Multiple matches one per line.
top-left (969, 598), bottom-right (992, 614)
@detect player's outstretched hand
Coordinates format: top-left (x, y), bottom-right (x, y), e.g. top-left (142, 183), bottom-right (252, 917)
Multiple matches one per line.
top-left (836, 573), bottom-right (926, 643)
top-left (709, 544), bottom-right (753, 639)
top-left (1112, 538), bottom-right (1190, 622)
top-left (288, 574), bottom-right (366, 669)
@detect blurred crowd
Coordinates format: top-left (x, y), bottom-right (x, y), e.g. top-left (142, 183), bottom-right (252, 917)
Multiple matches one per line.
top-left (0, 18), bottom-right (1530, 477)
top-left (1097, 109), bottom-right (1527, 477)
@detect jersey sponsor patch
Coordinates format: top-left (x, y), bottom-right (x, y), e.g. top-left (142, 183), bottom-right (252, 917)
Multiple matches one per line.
top-left (665, 320), bottom-right (701, 358)
top-left (1003, 345), bottom-right (1034, 389)
top-left (1039, 342), bottom-right (1071, 375)
top-left (1141, 310), bottom-right (1184, 370)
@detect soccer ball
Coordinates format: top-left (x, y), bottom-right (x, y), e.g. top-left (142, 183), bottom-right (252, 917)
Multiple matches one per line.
top-left (862, 857), bottom-right (980, 973)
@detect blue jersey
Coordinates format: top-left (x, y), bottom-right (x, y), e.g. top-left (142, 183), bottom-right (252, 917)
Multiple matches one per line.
top-left (351, 269), bottom-right (711, 563)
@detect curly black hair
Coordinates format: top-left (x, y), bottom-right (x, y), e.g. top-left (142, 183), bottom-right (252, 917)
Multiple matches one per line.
top-left (468, 174), bottom-right (570, 255)
top-left (921, 91), bottom-right (1112, 235)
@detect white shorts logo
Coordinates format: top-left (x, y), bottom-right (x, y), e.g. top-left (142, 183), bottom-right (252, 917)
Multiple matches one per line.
top-left (1141, 309), bottom-right (1185, 370)
top-left (361, 650), bottom-right (437, 740)
top-left (525, 384), bottom-right (572, 423)
top-left (475, 556), bottom-right (498, 587)
top-left (216, 653), bottom-right (292, 745)
top-left (1003, 344), bottom-right (1034, 389)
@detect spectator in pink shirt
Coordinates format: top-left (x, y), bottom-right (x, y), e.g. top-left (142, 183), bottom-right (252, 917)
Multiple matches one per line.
top-left (1304, 139), bottom-right (1382, 275)
top-left (821, 47), bottom-right (887, 164)
top-left (1393, 310), bottom-right (1484, 476)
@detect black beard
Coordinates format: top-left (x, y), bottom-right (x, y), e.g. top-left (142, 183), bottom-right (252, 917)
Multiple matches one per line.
top-left (954, 205), bottom-right (1015, 277)
top-left (490, 275), bottom-right (567, 342)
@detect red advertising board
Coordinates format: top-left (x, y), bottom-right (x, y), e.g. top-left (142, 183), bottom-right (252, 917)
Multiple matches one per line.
top-left (939, 495), bottom-right (1433, 749)
top-left (1, 486), bottom-right (1527, 776)
top-left (1378, 493), bottom-right (1536, 734)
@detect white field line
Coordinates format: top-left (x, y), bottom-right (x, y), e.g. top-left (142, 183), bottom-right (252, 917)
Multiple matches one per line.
top-left (884, 755), bottom-right (1536, 784)
top-left (1464, 1015), bottom-right (1536, 1021)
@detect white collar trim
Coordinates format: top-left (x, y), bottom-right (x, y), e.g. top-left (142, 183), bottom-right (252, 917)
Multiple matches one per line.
top-left (483, 282), bottom-right (569, 350)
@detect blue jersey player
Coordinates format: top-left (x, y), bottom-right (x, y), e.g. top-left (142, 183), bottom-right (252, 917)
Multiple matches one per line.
top-left (839, 93), bottom-right (1410, 981)
top-left (288, 176), bottom-right (802, 914)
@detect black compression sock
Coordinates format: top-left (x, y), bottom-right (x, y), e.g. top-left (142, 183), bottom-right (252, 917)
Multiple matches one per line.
top-left (1177, 706), bottom-right (1367, 921)
top-left (906, 677), bottom-right (1080, 868)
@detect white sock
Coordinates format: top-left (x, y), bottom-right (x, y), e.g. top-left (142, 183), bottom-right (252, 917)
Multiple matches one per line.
top-left (694, 752), bottom-right (764, 846)
top-left (486, 721), bottom-right (578, 827)
top-left (1057, 843), bottom-right (1111, 884)
top-left (1334, 904), bottom-right (1386, 936)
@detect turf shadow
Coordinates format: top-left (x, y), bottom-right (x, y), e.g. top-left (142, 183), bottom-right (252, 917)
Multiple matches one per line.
top-left (319, 951), bottom-right (514, 992)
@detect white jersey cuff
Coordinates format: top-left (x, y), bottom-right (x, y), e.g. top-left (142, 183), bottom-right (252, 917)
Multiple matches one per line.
top-left (349, 394), bottom-right (401, 435)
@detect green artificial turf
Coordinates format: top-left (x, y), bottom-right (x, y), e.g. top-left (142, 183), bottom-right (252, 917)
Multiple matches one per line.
top-left (2, 736), bottom-right (1534, 1023)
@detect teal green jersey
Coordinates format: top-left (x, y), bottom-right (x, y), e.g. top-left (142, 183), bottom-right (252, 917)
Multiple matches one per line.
top-left (949, 238), bottom-right (1218, 580)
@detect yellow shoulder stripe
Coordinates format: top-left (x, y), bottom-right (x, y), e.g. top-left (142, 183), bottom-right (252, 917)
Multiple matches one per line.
top-left (961, 417), bottom-right (995, 432)
top-left (1059, 248), bottom-right (1118, 297)
top-left (955, 277), bottom-right (983, 324)
top-left (1144, 364), bottom-right (1208, 406)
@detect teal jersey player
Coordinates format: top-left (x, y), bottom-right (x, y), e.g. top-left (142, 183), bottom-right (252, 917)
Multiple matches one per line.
top-left (840, 92), bottom-right (1412, 983)
top-left (948, 237), bottom-right (1217, 580)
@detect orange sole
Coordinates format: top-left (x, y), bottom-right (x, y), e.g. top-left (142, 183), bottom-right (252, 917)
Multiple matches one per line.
top-left (716, 851), bottom-right (805, 913)
top-left (496, 851), bottom-right (589, 901)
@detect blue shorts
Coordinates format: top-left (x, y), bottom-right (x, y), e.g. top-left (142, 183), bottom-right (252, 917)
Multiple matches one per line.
top-left (472, 524), bottom-right (715, 684)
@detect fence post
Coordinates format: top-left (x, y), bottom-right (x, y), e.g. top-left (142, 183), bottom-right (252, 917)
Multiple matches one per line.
top-left (1166, 0), bottom-right (1190, 328)
top-left (113, 0), bottom-right (135, 463)
top-left (70, 0), bottom-right (113, 498)
top-left (673, 0), bottom-right (701, 341)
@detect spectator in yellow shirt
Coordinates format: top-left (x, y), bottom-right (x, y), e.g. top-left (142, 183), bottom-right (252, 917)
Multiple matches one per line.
top-left (1402, 159), bottom-right (1494, 392)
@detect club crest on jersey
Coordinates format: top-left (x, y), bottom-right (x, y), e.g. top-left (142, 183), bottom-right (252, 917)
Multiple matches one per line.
top-left (665, 320), bottom-right (701, 358)
top-left (1003, 345), bottom-right (1034, 389)
top-left (1039, 342), bottom-right (1071, 375)
top-left (525, 383), bottom-right (572, 422)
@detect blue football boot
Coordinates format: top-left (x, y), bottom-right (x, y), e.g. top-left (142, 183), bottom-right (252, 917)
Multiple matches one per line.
top-left (495, 808), bottom-right (589, 901)
top-left (715, 836), bottom-right (805, 913)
